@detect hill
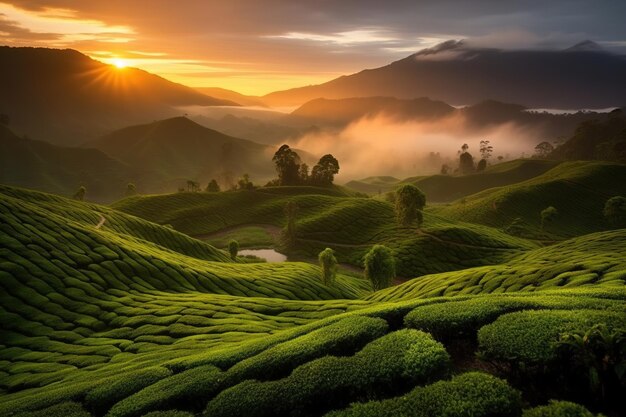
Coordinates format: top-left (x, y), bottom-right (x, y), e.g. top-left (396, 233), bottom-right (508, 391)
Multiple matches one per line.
top-left (550, 110), bottom-right (626, 162)
top-left (0, 47), bottom-right (237, 146)
top-left (434, 161), bottom-right (626, 238)
top-left (0, 186), bottom-right (623, 417)
top-left (114, 187), bottom-right (537, 278)
top-left (0, 125), bottom-right (146, 202)
top-left (263, 40), bottom-right (626, 108)
top-left (347, 159), bottom-right (561, 201)
top-left (195, 87), bottom-right (266, 108)
top-left (86, 117), bottom-right (276, 186)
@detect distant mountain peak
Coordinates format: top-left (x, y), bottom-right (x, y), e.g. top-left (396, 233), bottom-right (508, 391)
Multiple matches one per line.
top-left (414, 39), bottom-right (465, 56)
top-left (565, 40), bottom-right (604, 52)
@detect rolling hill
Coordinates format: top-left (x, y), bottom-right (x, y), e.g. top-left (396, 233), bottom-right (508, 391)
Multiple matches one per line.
top-left (0, 185), bottom-right (623, 417)
top-left (346, 159), bottom-right (561, 200)
top-left (263, 40), bottom-right (626, 108)
top-left (0, 47), bottom-right (238, 146)
top-left (434, 161), bottom-right (626, 238)
top-left (0, 125), bottom-right (145, 202)
top-left (86, 117), bottom-right (276, 186)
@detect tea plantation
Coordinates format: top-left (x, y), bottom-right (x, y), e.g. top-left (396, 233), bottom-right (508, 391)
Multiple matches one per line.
top-left (1, 176), bottom-right (624, 416)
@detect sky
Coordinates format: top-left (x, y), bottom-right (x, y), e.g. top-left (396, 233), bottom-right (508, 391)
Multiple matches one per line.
top-left (1, 0), bottom-right (626, 95)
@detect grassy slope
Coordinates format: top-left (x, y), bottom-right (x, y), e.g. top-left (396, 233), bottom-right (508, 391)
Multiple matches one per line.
top-left (114, 187), bottom-right (536, 278)
top-left (0, 186), bottom-right (624, 416)
top-left (434, 161), bottom-right (626, 238)
top-left (345, 159), bottom-right (561, 200)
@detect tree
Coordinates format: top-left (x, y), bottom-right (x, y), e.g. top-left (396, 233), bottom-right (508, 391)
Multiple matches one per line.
top-left (299, 163), bottom-right (310, 184)
top-left (318, 248), bottom-right (338, 286)
top-left (125, 183), bottom-right (137, 196)
top-left (476, 159), bottom-right (487, 172)
top-left (534, 141), bottom-right (554, 158)
top-left (479, 140), bottom-right (493, 160)
top-left (237, 174), bottom-right (255, 190)
top-left (272, 144), bottom-right (301, 185)
top-left (0, 114), bottom-right (9, 126)
top-left (228, 240), bottom-right (239, 260)
top-left (283, 200), bottom-right (298, 246)
top-left (459, 144), bottom-right (475, 174)
top-left (206, 179), bottom-right (221, 192)
top-left (73, 186), bottom-right (86, 201)
top-left (540, 206), bottom-right (558, 231)
top-left (311, 154), bottom-right (340, 186)
top-left (395, 184), bottom-right (426, 228)
top-left (186, 180), bottom-right (200, 192)
top-left (603, 196), bottom-right (626, 227)
top-left (364, 245), bottom-right (395, 291)
top-left (440, 164), bottom-right (450, 175)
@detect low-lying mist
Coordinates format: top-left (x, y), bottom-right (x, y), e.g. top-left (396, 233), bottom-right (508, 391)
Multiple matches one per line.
top-left (289, 113), bottom-right (542, 181)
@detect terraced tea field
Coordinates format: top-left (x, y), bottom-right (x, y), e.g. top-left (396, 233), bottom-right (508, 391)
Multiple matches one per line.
top-left (1, 172), bottom-right (625, 416)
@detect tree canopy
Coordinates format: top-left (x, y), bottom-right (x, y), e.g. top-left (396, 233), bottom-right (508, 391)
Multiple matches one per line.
top-left (272, 145), bottom-right (302, 186)
top-left (364, 245), bottom-right (395, 291)
top-left (311, 154), bottom-right (340, 186)
top-left (395, 184), bottom-right (426, 228)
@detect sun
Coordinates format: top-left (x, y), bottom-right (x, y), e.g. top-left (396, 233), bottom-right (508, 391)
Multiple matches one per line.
top-left (112, 58), bottom-right (128, 69)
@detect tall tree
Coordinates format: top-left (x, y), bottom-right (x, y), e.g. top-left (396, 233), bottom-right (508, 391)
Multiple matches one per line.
top-left (534, 141), bottom-right (554, 158)
top-left (272, 144), bottom-right (301, 186)
top-left (459, 144), bottom-right (475, 174)
top-left (283, 200), bottom-right (298, 246)
top-left (394, 184), bottom-right (426, 228)
top-left (238, 174), bottom-right (255, 190)
top-left (603, 196), bottom-right (626, 227)
top-left (318, 248), bottom-right (338, 286)
top-left (479, 140), bottom-right (493, 160)
top-left (73, 186), bottom-right (86, 201)
top-left (206, 179), bottom-right (220, 192)
top-left (311, 154), bottom-right (340, 186)
top-left (299, 163), bottom-right (310, 184)
top-left (228, 240), bottom-right (239, 260)
top-left (364, 245), bottom-right (395, 291)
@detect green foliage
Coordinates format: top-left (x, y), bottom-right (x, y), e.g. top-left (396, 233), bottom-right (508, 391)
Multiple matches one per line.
top-left (522, 400), bottom-right (600, 417)
top-left (556, 324), bottom-right (626, 401)
top-left (318, 248), bottom-right (338, 286)
top-left (283, 200), bottom-right (298, 246)
top-left (14, 402), bottom-right (90, 417)
top-left (205, 179), bottom-right (220, 192)
top-left (73, 186), bottom-right (86, 201)
top-left (541, 206), bottom-right (559, 231)
top-left (204, 330), bottom-right (450, 417)
top-left (325, 372), bottom-right (522, 417)
top-left (603, 196), bottom-right (626, 227)
top-left (227, 240), bottom-right (239, 260)
top-left (394, 184), bottom-right (426, 227)
top-left (272, 144), bottom-right (301, 186)
top-left (364, 245), bottom-right (395, 291)
top-left (311, 154), bottom-right (340, 186)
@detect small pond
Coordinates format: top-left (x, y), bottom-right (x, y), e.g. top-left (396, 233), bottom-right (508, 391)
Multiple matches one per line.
top-left (239, 249), bottom-right (288, 263)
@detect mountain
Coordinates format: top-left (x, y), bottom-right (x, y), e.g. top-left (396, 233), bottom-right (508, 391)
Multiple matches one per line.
top-left (87, 116), bottom-right (276, 186)
top-left (0, 47), bottom-right (238, 146)
top-left (196, 87), bottom-right (267, 107)
top-left (289, 96), bottom-right (454, 126)
top-left (263, 40), bottom-right (626, 108)
top-left (550, 109), bottom-right (626, 162)
top-left (0, 124), bottom-right (147, 202)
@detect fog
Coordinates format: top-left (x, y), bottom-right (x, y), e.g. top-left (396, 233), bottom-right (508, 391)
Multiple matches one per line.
top-left (289, 113), bottom-right (541, 181)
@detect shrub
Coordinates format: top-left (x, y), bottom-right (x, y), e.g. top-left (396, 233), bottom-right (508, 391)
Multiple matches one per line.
top-left (226, 316), bottom-right (388, 382)
top-left (325, 372), bottom-right (522, 417)
top-left (318, 248), bottom-right (338, 286)
top-left (14, 402), bottom-right (90, 417)
top-left (603, 196), bottom-right (626, 227)
top-left (394, 184), bottom-right (426, 227)
top-left (227, 240), bottom-right (238, 260)
top-left (522, 400), bottom-right (599, 417)
top-left (364, 245), bottom-right (395, 291)
top-left (204, 330), bottom-right (450, 417)
top-left (106, 365), bottom-right (222, 417)
top-left (84, 367), bottom-right (172, 415)
top-left (540, 206), bottom-right (558, 231)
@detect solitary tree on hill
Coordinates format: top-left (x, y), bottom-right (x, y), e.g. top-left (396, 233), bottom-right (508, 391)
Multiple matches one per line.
top-left (125, 183), bottom-right (137, 196)
top-left (238, 174), bottom-right (255, 190)
top-left (395, 184), bottom-right (426, 228)
top-left (283, 200), bottom-right (298, 246)
top-left (534, 141), bottom-right (554, 158)
top-left (318, 248), bottom-right (338, 286)
top-left (206, 179), bottom-right (220, 192)
top-left (603, 196), bottom-right (626, 227)
top-left (459, 144), bottom-right (475, 174)
top-left (311, 154), bottom-right (340, 186)
top-left (364, 245), bottom-right (395, 291)
top-left (73, 186), bottom-right (86, 201)
top-left (273, 144), bottom-right (301, 186)
top-left (540, 206), bottom-right (559, 231)
top-left (228, 240), bottom-right (239, 260)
